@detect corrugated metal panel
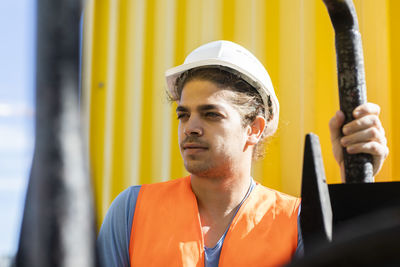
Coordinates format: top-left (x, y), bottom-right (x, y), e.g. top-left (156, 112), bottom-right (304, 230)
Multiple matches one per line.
top-left (83, 0), bottom-right (400, 225)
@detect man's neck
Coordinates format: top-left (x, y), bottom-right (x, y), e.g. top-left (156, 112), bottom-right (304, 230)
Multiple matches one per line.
top-left (190, 171), bottom-right (252, 248)
top-left (191, 173), bottom-right (251, 216)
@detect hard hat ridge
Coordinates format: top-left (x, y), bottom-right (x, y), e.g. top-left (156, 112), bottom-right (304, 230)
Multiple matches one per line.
top-left (165, 40), bottom-right (279, 137)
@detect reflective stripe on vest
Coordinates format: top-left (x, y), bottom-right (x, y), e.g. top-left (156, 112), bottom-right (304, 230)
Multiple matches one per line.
top-left (129, 176), bottom-right (300, 267)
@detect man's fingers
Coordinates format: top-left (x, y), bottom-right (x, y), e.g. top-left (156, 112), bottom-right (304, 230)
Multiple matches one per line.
top-left (331, 103), bottom-right (388, 178)
top-left (341, 119), bottom-right (385, 145)
top-left (342, 114), bottom-right (383, 136)
top-left (345, 141), bottom-right (389, 175)
top-left (345, 141), bottom-right (389, 160)
top-left (353, 102), bottom-right (380, 118)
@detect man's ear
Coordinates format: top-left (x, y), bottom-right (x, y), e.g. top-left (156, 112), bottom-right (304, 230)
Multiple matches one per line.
top-left (247, 116), bottom-right (266, 145)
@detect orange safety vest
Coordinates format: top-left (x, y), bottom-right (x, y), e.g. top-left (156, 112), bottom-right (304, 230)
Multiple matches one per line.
top-left (129, 176), bottom-right (300, 267)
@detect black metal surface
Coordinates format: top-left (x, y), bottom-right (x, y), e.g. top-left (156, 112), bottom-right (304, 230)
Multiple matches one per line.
top-left (323, 0), bottom-right (373, 183)
top-left (300, 134), bottom-right (332, 255)
top-left (15, 0), bottom-right (97, 266)
top-left (287, 207), bottom-right (400, 267)
top-left (297, 166), bottom-right (400, 265)
top-left (328, 181), bottom-right (400, 232)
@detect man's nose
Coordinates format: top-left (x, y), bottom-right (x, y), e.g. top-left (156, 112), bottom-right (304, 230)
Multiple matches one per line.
top-left (183, 116), bottom-right (203, 136)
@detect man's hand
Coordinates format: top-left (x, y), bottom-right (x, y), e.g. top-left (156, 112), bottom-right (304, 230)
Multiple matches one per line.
top-left (329, 102), bottom-right (389, 181)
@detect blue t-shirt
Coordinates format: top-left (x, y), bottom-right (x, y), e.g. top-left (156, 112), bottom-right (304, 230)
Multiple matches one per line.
top-left (97, 181), bottom-right (303, 267)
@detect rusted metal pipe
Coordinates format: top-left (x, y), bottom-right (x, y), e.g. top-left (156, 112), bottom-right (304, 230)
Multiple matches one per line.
top-left (323, 0), bottom-right (373, 183)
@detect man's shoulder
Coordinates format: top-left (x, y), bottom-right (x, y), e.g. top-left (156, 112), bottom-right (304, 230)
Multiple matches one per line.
top-left (97, 185), bottom-right (142, 267)
top-left (255, 183), bottom-right (301, 214)
top-left (142, 176), bottom-right (190, 191)
top-left (256, 183), bottom-right (299, 200)
top-left (112, 185), bottom-right (142, 206)
top-left (103, 185), bottom-right (142, 225)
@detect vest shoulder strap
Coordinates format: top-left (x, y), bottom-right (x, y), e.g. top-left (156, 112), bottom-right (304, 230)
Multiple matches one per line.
top-left (219, 184), bottom-right (300, 267)
top-left (129, 176), bottom-right (205, 267)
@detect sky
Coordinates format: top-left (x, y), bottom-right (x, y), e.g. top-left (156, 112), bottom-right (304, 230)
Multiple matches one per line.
top-left (0, 0), bottom-right (35, 257)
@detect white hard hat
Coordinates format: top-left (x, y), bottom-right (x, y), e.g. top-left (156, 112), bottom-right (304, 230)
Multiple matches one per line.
top-left (165, 40), bottom-right (279, 137)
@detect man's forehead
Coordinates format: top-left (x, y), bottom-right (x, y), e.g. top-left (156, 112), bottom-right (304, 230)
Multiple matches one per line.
top-left (179, 84), bottom-right (236, 101)
top-left (176, 81), bottom-right (237, 110)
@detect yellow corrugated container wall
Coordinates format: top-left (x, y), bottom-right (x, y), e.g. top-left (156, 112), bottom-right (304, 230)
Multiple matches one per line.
top-left (82, 0), bottom-right (400, 227)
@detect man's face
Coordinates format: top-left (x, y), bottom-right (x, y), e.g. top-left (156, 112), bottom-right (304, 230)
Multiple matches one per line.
top-left (176, 79), bottom-right (250, 177)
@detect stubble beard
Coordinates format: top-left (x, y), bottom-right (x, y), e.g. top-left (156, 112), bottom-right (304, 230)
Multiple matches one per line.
top-left (184, 156), bottom-right (213, 176)
top-left (183, 154), bottom-right (233, 179)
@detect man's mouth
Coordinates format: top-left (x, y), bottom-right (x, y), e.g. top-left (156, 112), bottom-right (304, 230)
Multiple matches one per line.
top-left (181, 142), bottom-right (209, 156)
top-left (183, 143), bottom-right (208, 150)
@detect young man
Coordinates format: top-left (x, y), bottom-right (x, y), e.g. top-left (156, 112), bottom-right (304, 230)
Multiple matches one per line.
top-left (97, 41), bottom-right (388, 267)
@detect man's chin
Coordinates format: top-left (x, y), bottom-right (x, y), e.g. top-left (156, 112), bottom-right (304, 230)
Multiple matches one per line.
top-left (184, 161), bottom-right (211, 176)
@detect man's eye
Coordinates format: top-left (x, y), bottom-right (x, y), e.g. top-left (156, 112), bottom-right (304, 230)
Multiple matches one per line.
top-left (177, 113), bottom-right (188, 120)
top-left (205, 112), bottom-right (221, 118)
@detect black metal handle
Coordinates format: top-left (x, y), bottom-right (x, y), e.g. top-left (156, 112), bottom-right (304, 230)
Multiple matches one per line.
top-left (323, 0), bottom-right (373, 183)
